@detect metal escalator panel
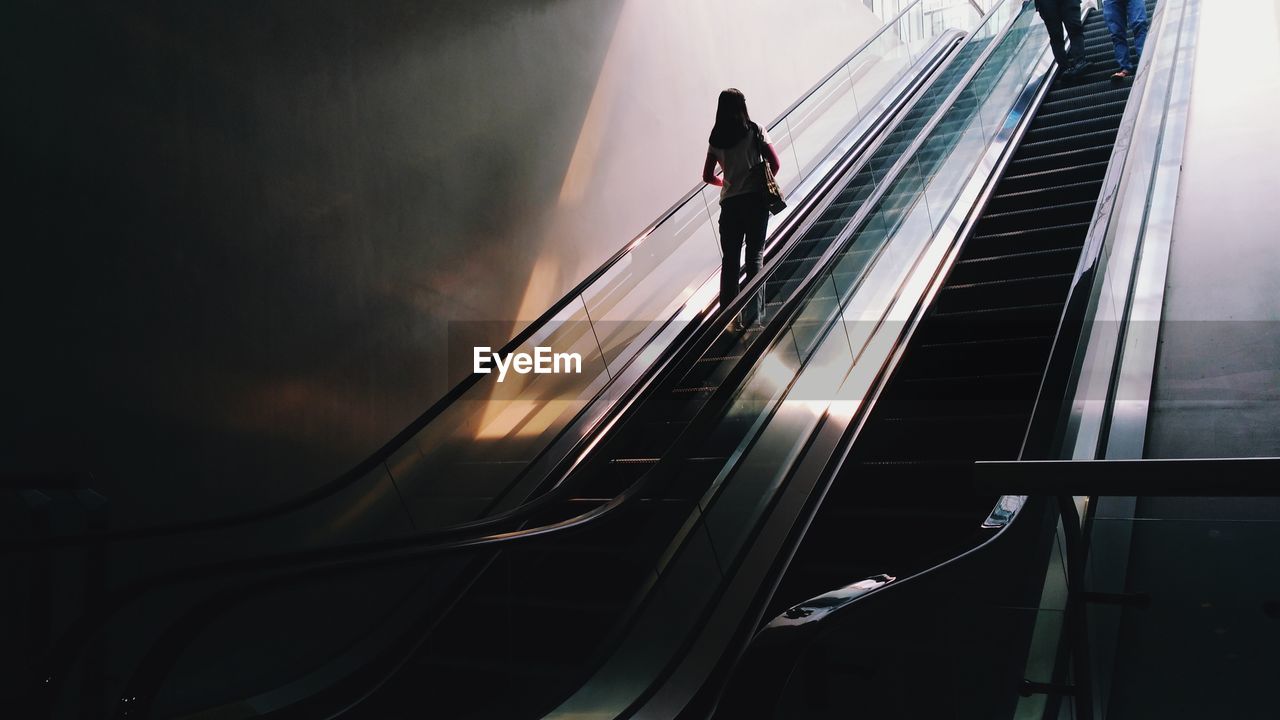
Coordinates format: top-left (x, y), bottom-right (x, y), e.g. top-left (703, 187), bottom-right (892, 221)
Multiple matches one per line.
top-left (767, 0), bottom-right (1158, 660)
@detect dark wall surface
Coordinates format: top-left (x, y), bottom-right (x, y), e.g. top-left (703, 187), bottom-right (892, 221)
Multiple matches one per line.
top-left (2, 0), bottom-right (878, 527)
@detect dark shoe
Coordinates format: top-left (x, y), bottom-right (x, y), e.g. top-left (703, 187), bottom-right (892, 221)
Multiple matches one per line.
top-left (739, 315), bottom-right (765, 331)
top-left (1062, 60), bottom-right (1090, 79)
top-left (1111, 68), bottom-right (1133, 81)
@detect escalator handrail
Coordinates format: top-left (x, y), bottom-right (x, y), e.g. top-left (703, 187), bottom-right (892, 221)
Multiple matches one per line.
top-left (6, 0), bottom-right (946, 554)
top-left (31, 28), bottom-right (984, 713)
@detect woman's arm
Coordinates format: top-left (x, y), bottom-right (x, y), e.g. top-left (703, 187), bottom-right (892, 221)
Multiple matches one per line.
top-left (702, 153), bottom-right (723, 186)
top-left (764, 143), bottom-right (782, 175)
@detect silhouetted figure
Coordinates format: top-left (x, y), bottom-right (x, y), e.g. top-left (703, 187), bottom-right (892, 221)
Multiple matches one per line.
top-left (702, 88), bottom-right (782, 330)
top-left (1103, 0), bottom-right (1148, 79)
top-left (1035, 0), bottom-right (1089, 79)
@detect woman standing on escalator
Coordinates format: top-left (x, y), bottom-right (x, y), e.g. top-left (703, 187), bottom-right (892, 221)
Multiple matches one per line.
top-left (702, 88), bottom-right (782, 331)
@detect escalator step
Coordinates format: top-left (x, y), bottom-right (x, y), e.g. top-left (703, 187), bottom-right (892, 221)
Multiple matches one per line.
top-left (875, 371), bottom-right (1043, 416)
top-left (856, 414), bottom-right (1028, 460)
top-left (1067, 66), bottom-right (1141, 85)
top-left (1023, 114), bottom-right (1124, 145)
top-left (1015, 128), bottom-right (1118, 159)
top-left (963, 221), bottom-right (1089, 258)
top-left (1004, 144), bottom-right (1112, 176)
top-left (935, 273), bottom-right (1073, 314)
top-left (1044, 79), bottom-right (1127, 104)
top-left (897, 334), bottom-right (1054, 378)
top-left (1032, 99), bottom-right (1126, 129)
top-left (999, 161), bottom-right (1109, 195)
top-left (1037, 86), bottom-right (1130, 116)
top-left (669, 385), bottom-right (717, 395)
top-left (983, 180), bottom-right (1103, 216)
top-left (973, 200), bottom-right (1096, 236)
top-left (948, 246), bottom-right (1083, 284)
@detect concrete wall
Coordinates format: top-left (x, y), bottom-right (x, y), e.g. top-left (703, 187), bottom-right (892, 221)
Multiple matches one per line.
top-left (3, 0), bottom-right (881, 527)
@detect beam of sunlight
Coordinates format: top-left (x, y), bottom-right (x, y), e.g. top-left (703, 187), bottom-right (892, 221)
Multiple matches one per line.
top-left (557, 0), bottom-right (635, 207)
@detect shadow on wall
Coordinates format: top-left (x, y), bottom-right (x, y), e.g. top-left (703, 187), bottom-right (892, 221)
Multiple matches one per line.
top-left (1, 0), bottom-right (880, 527)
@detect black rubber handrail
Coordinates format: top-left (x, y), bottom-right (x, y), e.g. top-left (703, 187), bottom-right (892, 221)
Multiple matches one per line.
top-left (5, 0), bottom-right (944, 554)
top-left (30, 31), bottom-right (979, 715)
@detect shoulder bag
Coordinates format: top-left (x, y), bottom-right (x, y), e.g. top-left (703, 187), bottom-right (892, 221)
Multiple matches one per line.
top-left (753, 123), bottom-right (787, 215)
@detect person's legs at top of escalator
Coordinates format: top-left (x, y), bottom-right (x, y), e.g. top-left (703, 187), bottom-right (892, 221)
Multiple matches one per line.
top-left (1062, 0), bottom-right (1086, 70)
top-left (719, 194), bottom-right (748, 330)
top-left (719, 192), bottom-right (767, 330)
top-left (1035, 0), bottom-right (1088, 78)
top-left (1104, 0), bottom-right (1148, 78)
top-left (1034, 0), bottom-right (1070, 67)
top-left (739, 192), bottom-right (768, 328)
top-left (1128, 0), bottom-right (1148, 61)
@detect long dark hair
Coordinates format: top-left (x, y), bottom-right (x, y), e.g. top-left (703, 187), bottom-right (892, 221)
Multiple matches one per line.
top-left (708, 88), bottom-right (753, 149)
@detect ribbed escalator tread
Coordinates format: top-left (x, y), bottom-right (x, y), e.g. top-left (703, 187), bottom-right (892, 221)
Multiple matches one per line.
top-left (984, 180), bottom-right (1104, 214)
top-left (998, 162), bottom-right (1110, 194)
top-left (1037, 86), bottom-right (1130, 116)
top-left (949, 247), bottom-right (1084, 283)
top-left (1015, 128), bottom-right (1119, 158)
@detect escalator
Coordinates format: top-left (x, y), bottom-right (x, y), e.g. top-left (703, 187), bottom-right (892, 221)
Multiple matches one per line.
top-left (742, 2), bottom-right (1161, 714)
top-left (8, 12), bottom-right (978, 712)
top-left (323, 30), bottom-right (1006, 720)
top-left (20, 9), bottom-right (1012, 719)
top-left (28, 1), bottom-right (1123, 715)
top-left (1, 5), bottom-right (974, 573)
top-left (390, 5), bottom-right (1163, 717)
top-left (28, 0), bottom-right (1175, 713)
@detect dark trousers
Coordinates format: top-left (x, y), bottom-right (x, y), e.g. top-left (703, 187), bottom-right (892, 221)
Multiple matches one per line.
top-left (718, 192), bottom-right (768, 325)
top-left (1035, 0), bottom-right (1086, 68)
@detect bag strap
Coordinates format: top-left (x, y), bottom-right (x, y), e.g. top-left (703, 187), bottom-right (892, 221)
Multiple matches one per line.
top-left (751, 122), bottom-right (767, 165)
top-left (753, 123), bottom-right (778, 179)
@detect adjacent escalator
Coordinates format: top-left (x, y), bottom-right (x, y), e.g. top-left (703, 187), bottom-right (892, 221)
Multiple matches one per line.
top-left (766, 0), bottom-right (1156, 631)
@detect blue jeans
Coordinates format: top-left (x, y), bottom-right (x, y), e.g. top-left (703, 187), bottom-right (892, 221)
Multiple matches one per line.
top-left (1104, 0), bottom-right (1148, 72)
